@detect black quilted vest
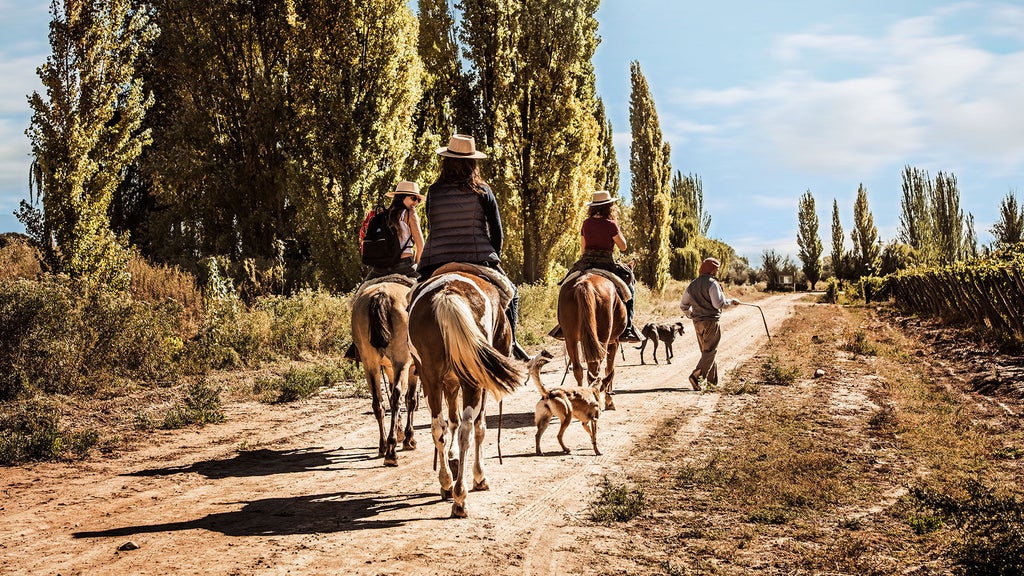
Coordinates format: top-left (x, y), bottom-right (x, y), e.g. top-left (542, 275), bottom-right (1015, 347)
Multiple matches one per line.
top-left (419, 182), bottom-right (499, 268)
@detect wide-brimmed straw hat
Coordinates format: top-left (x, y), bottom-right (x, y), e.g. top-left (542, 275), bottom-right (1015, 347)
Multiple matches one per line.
top-left (436, 134), bottom-right (487, 159)
top-left (586, 190), bottom-right (618, 207)
top-left (385, 180), bottom-right (426, 201)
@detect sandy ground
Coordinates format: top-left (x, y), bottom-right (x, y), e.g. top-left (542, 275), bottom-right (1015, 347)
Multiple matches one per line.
top-left (0, 293), bottom-right (802, 576)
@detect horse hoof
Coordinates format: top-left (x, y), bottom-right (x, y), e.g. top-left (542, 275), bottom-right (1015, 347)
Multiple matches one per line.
top-left (404, 438), bottom-right (417, 450)
top-left (384, 457), bottom-right (398, 467)
top-left (562, 448), bottom-right (571, 454)
top-left (451, 503), bottom-right (468, 518)
top-left (604, 401), bottom-right (616, 411)
top-left (472, 479), bottom-right (489, 492)
top-left (440, 487), bottom-right (454, 501)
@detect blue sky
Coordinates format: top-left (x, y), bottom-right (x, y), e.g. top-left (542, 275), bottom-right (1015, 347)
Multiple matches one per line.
top-left (2, 1), bottom-right (1023, 265)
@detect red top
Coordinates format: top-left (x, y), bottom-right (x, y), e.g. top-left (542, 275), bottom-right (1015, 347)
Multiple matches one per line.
top-left (581, 217), bottom-right (620, 251)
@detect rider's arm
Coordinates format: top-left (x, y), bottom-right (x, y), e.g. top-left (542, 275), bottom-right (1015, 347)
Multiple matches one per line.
top-left (408, 210), bottom-right (425, 263)
top-left (613, 233), bottom-right (627, 252)
top-left (480, 189), bottom-right (504, 255)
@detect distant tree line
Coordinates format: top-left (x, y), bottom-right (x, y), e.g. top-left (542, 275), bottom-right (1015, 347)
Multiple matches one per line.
top-left (19, 0), bottom-right (731, 294)
top-left (785, 167), bottom-right (1022, 291)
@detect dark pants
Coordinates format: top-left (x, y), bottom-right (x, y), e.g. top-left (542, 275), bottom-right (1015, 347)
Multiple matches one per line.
top-left (365, 257), bottom-right (417, 281)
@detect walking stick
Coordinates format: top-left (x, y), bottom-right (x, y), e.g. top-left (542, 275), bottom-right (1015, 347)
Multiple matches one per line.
top-left (735, 301), bottom-right (771, 341)
top-left (497, 399), bottom-right (504, 465)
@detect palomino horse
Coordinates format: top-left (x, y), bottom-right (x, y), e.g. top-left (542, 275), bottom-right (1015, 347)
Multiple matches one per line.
top-left (408, 264), bottom-right (524, 518)
top-left (557, 271), bottom-right (627, 410)
top-left (351, 276), bottom-right (419, 467)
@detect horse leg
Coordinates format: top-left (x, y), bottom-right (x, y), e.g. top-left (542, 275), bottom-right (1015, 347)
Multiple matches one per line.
top-left (602, 342), bottom-right (619, 410)
top-left (451, 385), bottom-right (484, 518)
top-left (383, 361), bottom-right (404, 467)
top-left (403, 370), bottom-right (418, 450)
top-left (364, 358), bottom-right (387, 458)
top-left (471, 390), bottom-right (489, 492)
top-left (426, 384), bottom-right (454, 501)
top-left (652, 337), bottom-right (659, 364)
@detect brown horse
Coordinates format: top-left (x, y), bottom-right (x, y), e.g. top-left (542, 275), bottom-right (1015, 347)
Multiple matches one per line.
top-left (408, 267), bottom-right (524, 518)
top-left (351, 278), bottom-right (419, 467)
top-left (557, 272), bottom-right (627, 410)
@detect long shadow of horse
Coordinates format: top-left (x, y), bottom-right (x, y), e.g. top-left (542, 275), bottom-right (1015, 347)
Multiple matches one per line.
top-left (72, 491), bottom-right (440, 538)
top-left (126, 448), bottom-right (372, 479)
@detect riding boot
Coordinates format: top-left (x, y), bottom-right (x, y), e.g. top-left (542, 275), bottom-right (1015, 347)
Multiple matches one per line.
top-left (505, 293), bottom-right (530, 361)
top-left (547, 325), bottom-right (564, 340)
top-left (619, 285), bottom-right (641, 343)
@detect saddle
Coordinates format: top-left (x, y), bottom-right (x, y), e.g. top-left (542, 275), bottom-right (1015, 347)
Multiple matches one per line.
top-left (408, 262), bottom-right (515, 310)
top-left (354, 273), bottom-right (417, 298)
top-left (562, 269), bottom-right (632, 302)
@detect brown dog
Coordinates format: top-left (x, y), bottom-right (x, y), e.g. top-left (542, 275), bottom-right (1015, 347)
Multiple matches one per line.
top-left (528, 350), bottom-right (602, 456)
top-left (635, 321), bottom-right (686, 365)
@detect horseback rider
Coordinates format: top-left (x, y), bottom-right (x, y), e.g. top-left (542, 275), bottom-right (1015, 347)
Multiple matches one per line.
top-left (364, 180), bottom-right (425, 281)
top-left (549, 190), bottom-right (642, 343)
top-left (416, 134), bottom-right (530, 361)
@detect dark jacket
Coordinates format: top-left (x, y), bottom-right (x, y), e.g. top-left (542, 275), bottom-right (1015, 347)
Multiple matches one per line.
top-left (419, 182), bottom-right (502, 269)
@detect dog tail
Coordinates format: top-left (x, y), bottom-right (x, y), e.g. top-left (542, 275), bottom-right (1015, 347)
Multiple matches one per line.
top-left (367, 291), bottom-right (392, 350)
top-left (573, 280), bottom-right (606, 363)
top-left (528, 349), bottom-right (554, 397)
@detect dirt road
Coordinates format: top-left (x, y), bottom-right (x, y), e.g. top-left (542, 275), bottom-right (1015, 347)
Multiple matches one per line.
top-left (0, 293), bottom-right (803, 576)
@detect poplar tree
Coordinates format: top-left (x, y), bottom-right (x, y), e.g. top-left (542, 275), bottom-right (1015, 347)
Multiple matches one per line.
top-left (930, 171), bottom-right (968, 262)
top-left (595, 97), bottom-right (620, 194)
top-left (850, 184), bottom-right (880, 278)
top-left (21, 0), bottom-right (156, 289)
top-left (459, 0), bottom-right (602, 283)
top-left (628, 61), bottom-right (671, 290)
top-left (796, 190), bottom-right (823, 289)
top-left (898, 165), bottom-right (932, 261)
top-left (291, 0), bottom-right (422, 289)
top-left (990, 190), bottom-right (1024, 249)
top-left (830, 199), bottom-right (845, 281)
top-left (140, 0), bottom-right (296, 263)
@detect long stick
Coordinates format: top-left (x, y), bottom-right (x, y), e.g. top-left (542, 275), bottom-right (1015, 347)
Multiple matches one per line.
top-left (735, 301), bottom-right (771, 341)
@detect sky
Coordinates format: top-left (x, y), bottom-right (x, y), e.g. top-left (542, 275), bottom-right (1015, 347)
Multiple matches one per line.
top-left (1, 1), bottom-right (1023, 265)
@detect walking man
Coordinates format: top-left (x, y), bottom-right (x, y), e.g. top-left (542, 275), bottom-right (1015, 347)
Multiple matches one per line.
top-left (680, 257), bottom-right (738, 390)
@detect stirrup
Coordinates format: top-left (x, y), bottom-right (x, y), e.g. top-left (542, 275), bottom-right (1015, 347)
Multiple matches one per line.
top-left (547, 325), bottom-right (564, 340)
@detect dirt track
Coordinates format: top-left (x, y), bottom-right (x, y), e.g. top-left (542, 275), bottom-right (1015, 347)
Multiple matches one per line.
top-left (0, 293), bottom-right (802, 576)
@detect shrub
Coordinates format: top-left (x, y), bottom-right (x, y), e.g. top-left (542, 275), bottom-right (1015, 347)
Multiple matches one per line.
top-left (758, 355), bottom-right (799, 386)
top-left (127, 253), bottom-right (203, 337)
top-left (0, 234), bottom-right (43, 281)
top-left (258, 290), bottom-right (351, 358)
top-left (0, 400), bottom-right (99, 464)
top-left (588, 477), bottom-right (646, 523)
top-left (161, 380), bottom-right (225, 429)
top-left (842, 331), bottom-right (878, 356)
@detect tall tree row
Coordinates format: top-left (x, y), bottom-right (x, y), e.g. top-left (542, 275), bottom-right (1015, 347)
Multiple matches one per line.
top-left (898, 165), bottom-right (976, 266)
top-left (627, 61), bottom-right (671, 290)
top-left (991, 190), bottom-right (1024, 248)
top-left (830, 199), bottom-right (845, 281)
top-left (20, 0), bottom-right (156, 289)
top-left (459, 0), bottom-right (603, 283)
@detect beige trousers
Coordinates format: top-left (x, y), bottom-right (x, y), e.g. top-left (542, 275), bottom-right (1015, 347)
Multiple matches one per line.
top-left (691, 318), bottom-right (722, 385)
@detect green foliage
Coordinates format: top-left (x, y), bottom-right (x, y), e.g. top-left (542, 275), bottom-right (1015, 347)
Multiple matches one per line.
top-left (822, 277), bottom-right (841, 304)
top-left (831, 198), bottom-right (846, 281)
top-left (910, 478), bottom-right (1024, 574)
top-left (900, 165), bottom-right (934, 261)
top-left (254, 364), bottom-right (355, 403)
top-left (594, 98), bottom-right (620, 195)
top-left (0, 278), bottom-right (181, 400)
top-left (797, 190), bottom-right (823, 289)
top-left (24, 0), bottom-right (156, 289)
top-left (161, 380), bottom-right (225, 429)
top-left (850, 184), bottom-right (880, 279)
top-left (758, 355), bottom-right (799, 386)
top-left (761, 249), bottom-right (782, 290)
top-left (588, 477), bottom-right (646, 523)
top-left (627, 61), bottom-right (672, 291)
top-left (990, 190), bottom-right (1024, 249)
top-left (0, 400), bottom-right (99, 464)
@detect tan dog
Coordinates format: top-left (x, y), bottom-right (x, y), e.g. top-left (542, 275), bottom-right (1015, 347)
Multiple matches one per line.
top-left (528, 350), bottom-right (602, 455)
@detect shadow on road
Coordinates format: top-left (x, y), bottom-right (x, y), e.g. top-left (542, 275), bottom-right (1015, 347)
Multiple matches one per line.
top-left (126, 447), bottom-right (371, 479)
top-left (73, 491), bottom-right (441, 538)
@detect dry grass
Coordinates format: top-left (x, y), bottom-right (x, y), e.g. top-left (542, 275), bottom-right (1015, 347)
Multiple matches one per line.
top-left (581, 300), bottom-right (1024, 575)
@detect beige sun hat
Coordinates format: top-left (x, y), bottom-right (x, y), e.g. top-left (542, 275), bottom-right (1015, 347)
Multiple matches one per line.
top-left (436, 134), bottom-right (487, 159)
top-left (586, 190), bottom-right (618, 207)
top-left (385, 180), bottom-right (426, 200)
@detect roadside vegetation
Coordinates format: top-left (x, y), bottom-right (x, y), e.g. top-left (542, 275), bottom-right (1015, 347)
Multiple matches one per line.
top-left (582, 300), bottom-right (1024, 575)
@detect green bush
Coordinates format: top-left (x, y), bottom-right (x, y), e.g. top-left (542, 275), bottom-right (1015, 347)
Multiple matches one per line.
top-left (588, 477), bottom-right (646, 523)
top-left (0, 400), bottom-right (99, 464)
top-left (758, 355), bottom-right (799, 386)
top-left (161, 380), bottom-right (225, 429)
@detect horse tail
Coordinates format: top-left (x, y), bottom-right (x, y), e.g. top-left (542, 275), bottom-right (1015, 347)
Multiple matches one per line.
top-left (433, 292), bottom-right (524, 399)
top-left (574, 280), bottom-right (606, 362)
top-left (368, 291), bottom-right (393, 349)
